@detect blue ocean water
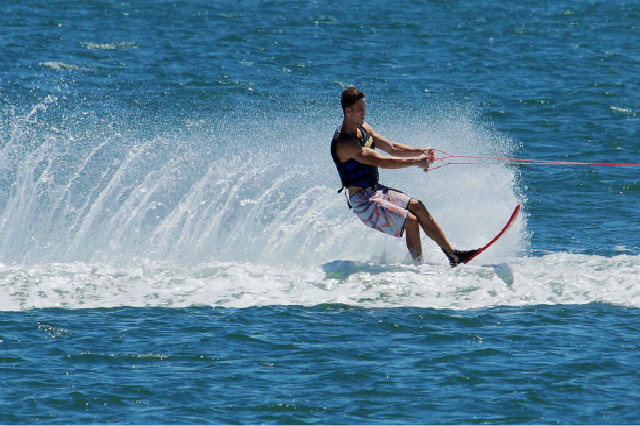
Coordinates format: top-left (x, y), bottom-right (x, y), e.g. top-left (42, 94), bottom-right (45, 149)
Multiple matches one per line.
top-left (1, 0), bottom-right (639, 424)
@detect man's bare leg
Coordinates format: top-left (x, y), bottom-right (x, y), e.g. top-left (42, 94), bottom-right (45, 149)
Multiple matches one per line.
top-left (404, 214), bottom-right (423, 262)
top-left (406, 199), bottom-right (479, 267)
top-left (407, 199), bottom-right (454, 254)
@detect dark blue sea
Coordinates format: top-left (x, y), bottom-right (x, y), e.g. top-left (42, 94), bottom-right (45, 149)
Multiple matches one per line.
top-left (1, 0), bottom-right (639, 424)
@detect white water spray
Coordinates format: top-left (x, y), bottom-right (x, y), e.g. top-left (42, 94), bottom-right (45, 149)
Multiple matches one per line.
top-left (0, 98), bottom-right (525, 266)
top-left (0, 98), bottom-right (571, 312)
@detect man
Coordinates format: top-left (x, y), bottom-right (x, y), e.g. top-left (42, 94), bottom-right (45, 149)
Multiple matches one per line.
top-left (330, 86), bottom-right (478, 267)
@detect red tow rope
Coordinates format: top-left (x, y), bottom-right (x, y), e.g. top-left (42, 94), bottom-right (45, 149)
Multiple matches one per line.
top-left (428, 149), bottom-right (640, 172)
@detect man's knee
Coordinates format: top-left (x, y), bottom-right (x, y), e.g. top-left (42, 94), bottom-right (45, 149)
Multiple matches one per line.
top-left (409, 199), bottom-right (431, 218)
top-left (409, 198), bottom-right (425, 210)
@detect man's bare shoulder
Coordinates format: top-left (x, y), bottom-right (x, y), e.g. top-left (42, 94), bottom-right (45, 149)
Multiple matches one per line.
top-left (335, 134), bottom-right (362, 149)
top-left (334, 134), bottom-right (363, 161)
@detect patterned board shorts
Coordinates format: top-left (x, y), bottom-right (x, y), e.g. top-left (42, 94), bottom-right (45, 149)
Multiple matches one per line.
top-left (349, 183), bottom-right (412, 238)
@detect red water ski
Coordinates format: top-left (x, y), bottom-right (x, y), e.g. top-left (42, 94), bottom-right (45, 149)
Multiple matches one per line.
top-left (464, 205), bottom-right (521, 264)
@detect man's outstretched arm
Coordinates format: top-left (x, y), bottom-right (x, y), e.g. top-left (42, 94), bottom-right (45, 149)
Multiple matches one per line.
top-left (363, 123), bottom-right (434, 160)
top-left (337, 137), bottom-right (432, 171)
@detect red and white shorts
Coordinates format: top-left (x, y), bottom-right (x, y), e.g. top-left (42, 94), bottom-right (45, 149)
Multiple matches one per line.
top-left (349, 184), bottom-right (412, 237)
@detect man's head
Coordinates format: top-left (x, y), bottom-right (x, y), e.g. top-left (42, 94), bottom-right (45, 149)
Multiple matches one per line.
top-left (341, 86), bottom-right (366, 124)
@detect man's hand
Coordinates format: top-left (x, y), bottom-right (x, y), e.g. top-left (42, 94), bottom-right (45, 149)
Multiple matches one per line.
top-left (425, 148), bottom-right (435, 162)
top-left (417, 148), bottom-right (435, 172)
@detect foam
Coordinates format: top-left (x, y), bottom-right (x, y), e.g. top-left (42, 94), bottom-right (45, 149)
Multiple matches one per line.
top-left (1, 254), bottom-right (638, 311)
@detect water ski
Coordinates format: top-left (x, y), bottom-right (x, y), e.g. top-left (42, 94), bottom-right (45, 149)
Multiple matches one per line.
top-left (452, 204), bottom-right (521, 267)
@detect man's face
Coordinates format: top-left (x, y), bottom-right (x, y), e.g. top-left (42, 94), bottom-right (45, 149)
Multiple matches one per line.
top-left (346, 98), bottom-right (366, 125)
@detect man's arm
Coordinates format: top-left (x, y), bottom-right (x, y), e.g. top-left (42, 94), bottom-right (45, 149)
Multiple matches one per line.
top-left (336, 136), bottom-right (432, 170)
top-left (363, 123), bottom-right (432, 158)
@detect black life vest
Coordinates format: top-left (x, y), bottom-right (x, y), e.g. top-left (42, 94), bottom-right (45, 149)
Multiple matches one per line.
top-left (330, 125), bottom-right (379, 191)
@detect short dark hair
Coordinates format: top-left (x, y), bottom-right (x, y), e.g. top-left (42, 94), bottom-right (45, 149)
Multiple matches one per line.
top-left (341, 86), bottom-right (364, 112)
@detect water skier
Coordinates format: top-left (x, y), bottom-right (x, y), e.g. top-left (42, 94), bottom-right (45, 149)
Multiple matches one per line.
top-left (330, 86), bottom-right (478, 267)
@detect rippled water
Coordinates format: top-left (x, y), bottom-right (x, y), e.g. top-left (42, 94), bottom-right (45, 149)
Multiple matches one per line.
top-left (4, 305), bottom-right (640, 424)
